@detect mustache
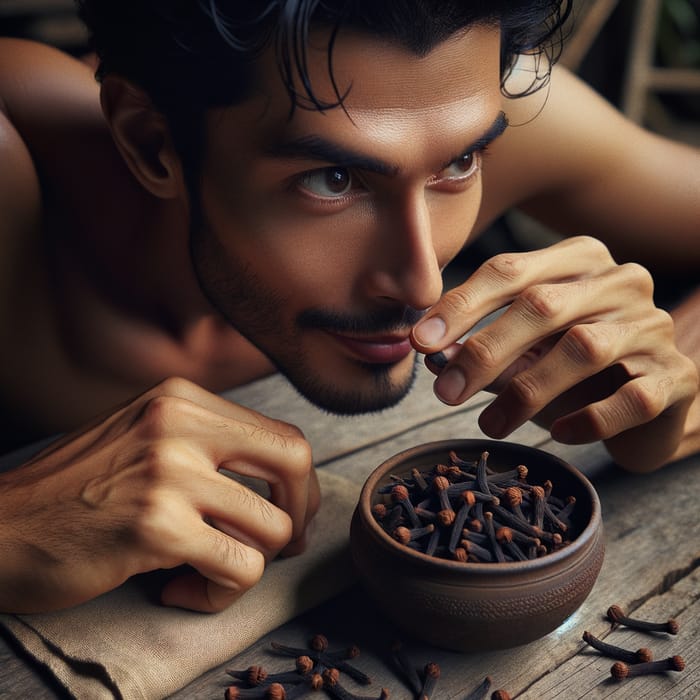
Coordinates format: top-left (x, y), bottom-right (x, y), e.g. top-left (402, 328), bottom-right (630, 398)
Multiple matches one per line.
top-left (297, 306), bottom-right (426, 334)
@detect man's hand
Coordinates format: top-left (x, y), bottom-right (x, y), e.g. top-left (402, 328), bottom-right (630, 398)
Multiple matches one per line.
top-left (412, 236), bottom-right (699, 472)
top-left (0, 377), bottom-right (319, 613)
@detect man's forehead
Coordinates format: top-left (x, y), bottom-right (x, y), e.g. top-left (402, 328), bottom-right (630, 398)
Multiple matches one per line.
top-left (206, 24), bottom-right (504, 168)
top-left (256, 23), bottom-right (503, 113)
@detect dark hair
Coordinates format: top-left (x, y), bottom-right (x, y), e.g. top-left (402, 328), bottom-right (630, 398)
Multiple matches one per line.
top-left (76, 0), bottom-right (572, 184)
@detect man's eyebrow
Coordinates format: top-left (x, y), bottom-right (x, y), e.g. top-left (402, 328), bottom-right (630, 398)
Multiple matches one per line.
top-left (440, 110), bottom-right (509, 168)
top-left (265, 110), bottom-right (508, 175)
top-left (264, 135), bottom-right (399, 176)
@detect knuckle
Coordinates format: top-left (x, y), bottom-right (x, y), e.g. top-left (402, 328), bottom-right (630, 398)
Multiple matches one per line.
top-left (620, 262), bottom-right (654, 295)
top-left (582, 407), bottom-right (612, 441)
top-left (439, 285), bottom-right (475, 316)
top-left (683, 356), bottom-right (700, 389)
top-left (137, 394), bottom-right (188, 437)
top-left (152, 376), bottom-right (196, 398)
top-left (651, 307), bottom-right (675, 337)
top-left (463, 333), bottom-right (501, 373)
top-left (517, 284), bottom-right (564, 323)
top-left (275, 420), bottom-right (307, 443)
top-left (280, 433), bottom-right (313, 475)
top-left (624, 381), bottom-right (665, 422)
top-left (139, 441), bottom-right (171, 475)
top-left (561, 324), bottom-right (612, 368)
top-left (484, 251), bottom-right (527, 284)
top-left (508, 372), bottom-right (542, 411)
top-left (573, 235), bottom-right (613, 263)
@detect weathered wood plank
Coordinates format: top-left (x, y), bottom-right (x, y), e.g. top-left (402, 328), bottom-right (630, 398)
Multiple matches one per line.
top-left (171, 442), bottom-right (700, 698)
top-left (223, 366), bottom-right (491, 466)
top-left (3, 370), bottom-right (698, 699)
top-left (520, 568), bottom-right (700, 699)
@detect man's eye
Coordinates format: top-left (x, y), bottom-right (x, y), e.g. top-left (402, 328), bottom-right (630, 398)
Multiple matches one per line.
top-left (438, 151), bottom-right (480, 182)
top-left (298, 167), bottom-right (354, 198)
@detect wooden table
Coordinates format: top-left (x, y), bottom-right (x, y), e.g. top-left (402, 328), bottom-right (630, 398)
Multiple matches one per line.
top-left (1, 368), bottom-right (698, 699)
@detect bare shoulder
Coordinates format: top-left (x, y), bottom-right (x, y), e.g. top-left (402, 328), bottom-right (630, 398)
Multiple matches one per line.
top-left (478, 65), bottom-right (636, 225)
top-left (477, 64), bottom-right (700, 265)
top-left (0, 37), bottom-right (104, 221)
top-left (0, 38), bottom-right (106, 205)
top-left (0, 42), bottom-right (47, 309)
top-left (0, 38), bottom-right (100, 124)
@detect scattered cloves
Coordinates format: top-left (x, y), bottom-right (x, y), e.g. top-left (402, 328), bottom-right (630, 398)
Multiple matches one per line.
top-left (610, 655), bottom-right (685, 680)
top-left (426, 351), bottom-right (449, 369)
top-left (389, 641), bottom-right (422, 695)
top-left (490, 690), bottom-right (511, 700)
top-left (581, 630), bottom-right (653, 664)
top-left (606, 605), bottom-right (679, 635)
top-left (418, 662), bottom-right (440, 700)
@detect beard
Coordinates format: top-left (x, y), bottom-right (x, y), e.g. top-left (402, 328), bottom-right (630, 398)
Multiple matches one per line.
top-left (189, 216), bottom-right (424, 415)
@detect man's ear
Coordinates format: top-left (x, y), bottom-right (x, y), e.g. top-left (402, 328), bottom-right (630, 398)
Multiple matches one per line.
top-left (100, 75), bottom-right (184, 199)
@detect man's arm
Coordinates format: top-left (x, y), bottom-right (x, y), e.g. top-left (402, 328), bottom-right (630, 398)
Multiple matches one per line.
top-left (414, 66), bottom-right (700, 471)
top-left (478, 65), bottom-right (700, 273)
top-left (477, 65), bottom-right (700, 463)
top-left (0, 40), bottom-right (320, 614)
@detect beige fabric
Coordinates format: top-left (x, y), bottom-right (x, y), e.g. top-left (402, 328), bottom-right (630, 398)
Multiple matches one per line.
top-left (0, 470), bottom-right (359, 699)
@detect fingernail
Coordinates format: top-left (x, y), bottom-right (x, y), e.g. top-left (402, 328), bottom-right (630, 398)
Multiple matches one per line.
top-left (434, 366), bottom-right (466, 403)
top-left (414, 316), bottom-right (446, 346)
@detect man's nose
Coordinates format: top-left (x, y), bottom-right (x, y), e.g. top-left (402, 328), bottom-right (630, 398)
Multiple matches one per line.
top-left (362, 189), bottom-right (444, 310)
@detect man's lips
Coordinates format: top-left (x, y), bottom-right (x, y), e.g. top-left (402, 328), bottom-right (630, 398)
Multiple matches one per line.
top-left (326, 332), bottom-right (414, 364)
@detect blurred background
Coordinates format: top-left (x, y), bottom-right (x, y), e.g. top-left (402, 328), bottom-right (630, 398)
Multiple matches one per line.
top-left (1, 0), bottom-right (698, 299)
top-left (1, 0), bottom-right (698, 141)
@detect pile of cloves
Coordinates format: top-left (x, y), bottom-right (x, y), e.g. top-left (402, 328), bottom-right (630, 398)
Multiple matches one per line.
top-left (223, 635), bottom-right (513, 700)
top-left (224, 633), bottom-right (388, 700)
top-left (581, 604), bottom-right (685, 682)
top-left (372, 450), bottom-right (578, 563)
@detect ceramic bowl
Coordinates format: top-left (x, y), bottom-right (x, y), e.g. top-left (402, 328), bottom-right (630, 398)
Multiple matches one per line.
top-left (349, 439), bottom-right (604, 651)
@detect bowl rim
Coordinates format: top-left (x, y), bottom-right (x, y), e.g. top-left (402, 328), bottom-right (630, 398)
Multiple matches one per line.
top-left (356, 438), bottom-right (603, 577)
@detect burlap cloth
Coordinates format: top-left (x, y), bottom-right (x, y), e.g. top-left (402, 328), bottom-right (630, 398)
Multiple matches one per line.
top-left (0, 470), bottom-right (359, 699)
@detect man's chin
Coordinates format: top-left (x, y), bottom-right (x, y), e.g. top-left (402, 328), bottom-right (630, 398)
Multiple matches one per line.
top-left (284, 359), bottom-right (419, 416)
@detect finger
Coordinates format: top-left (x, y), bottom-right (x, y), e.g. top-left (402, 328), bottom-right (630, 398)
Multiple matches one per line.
top-left (549, 373), bottom-right (685, 445)
top-left (477, 321), bottom-right (641, 437)
top-left (431, 264), bottom-right (653, 405)
top-left (124, 388), bottom-right (316, 545)
top-left (197, 470), bottom-right (295, 556)
top-left (161, 522), bottom-right (266, 612)
top-left (160, 570), bottom-right (244, 612)
top-left (411, 236), bottom-right (617, 352)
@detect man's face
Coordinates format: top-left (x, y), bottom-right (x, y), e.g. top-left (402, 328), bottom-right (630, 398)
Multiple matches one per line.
top-left (191, 24), bottom-right (504, 414)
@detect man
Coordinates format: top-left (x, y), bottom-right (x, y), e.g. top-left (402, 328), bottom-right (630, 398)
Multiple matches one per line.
top-left (0, 1), bottom-right (698, 614)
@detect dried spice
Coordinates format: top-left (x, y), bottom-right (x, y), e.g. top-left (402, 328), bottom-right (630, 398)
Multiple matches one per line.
top-left (606, 604), bottom-right (679, 635)
top-left (388, 641), bottom-right (509, 700)
top-left (226, 636), bottom-right (514, 700)
top-left (224, 634), bottom-right (387, 700)
top-left (579, 605), bottom-right (686, 685)
top-left (610, 655), bottom-right (685, 680)
top-left (373, 450), bottom-right (577, 563)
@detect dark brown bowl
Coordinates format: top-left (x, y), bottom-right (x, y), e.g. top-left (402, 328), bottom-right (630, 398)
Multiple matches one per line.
top-left (349, 439), bottom-right (604, 651)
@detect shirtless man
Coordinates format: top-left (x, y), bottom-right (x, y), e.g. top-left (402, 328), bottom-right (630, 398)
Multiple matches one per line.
top-left (1, 1), bottom-right (698, 614)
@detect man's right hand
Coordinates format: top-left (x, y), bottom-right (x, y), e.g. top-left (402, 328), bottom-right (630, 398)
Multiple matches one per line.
top-left (0, 377), bottom-right (319, 614)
